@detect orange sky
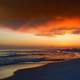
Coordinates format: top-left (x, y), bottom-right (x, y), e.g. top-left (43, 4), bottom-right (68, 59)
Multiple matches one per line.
top-left (0, 17), bottom-right (80, 48)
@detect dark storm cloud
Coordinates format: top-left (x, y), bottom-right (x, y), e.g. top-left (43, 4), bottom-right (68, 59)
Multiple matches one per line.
top-left (0, 0), bottom-right (80, 36)
top-left (0, 0), bottom-right (15, 19)
top-left (0, 0), bottom-right (80, 20)
top-left (0, 18), bottom-right (50, 30)
top-left (13, 0), bottom-right (80, 19)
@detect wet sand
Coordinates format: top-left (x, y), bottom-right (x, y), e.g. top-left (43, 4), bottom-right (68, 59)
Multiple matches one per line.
top-left (3, 58), bottom-right (80, 80)
top-left (0, 61), bottom-right (52, 79)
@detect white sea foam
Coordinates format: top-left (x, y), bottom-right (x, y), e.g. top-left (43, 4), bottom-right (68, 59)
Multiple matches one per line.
top-left (0, 62), bottom-right (49, 79)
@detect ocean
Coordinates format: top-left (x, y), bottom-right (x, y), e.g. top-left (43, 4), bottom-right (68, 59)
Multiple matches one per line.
top-left (0, 50), bottom-right (80, 80)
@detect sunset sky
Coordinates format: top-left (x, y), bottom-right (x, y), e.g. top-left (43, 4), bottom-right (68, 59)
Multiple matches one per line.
top-left (0, 0), bottom-right (80, 48)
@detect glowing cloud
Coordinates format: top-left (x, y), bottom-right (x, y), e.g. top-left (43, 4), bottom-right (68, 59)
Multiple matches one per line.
top-left (0, 17), bottom-right (80, 48)
top-left (0, 27), bottom-right (80, 48)
top-left (16, 17), bottom-right (80, 36)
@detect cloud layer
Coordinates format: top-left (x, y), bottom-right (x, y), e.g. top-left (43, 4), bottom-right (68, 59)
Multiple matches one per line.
top-left (16, 17), bottom-right (80, 36)
top-left (0, 17), bottom-right (80, 36)
top-left (0, 0), bottom-right (80, 20)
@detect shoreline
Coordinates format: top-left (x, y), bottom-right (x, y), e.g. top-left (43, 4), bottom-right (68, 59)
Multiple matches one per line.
top-left (0, 61), bottom-right (52, 79)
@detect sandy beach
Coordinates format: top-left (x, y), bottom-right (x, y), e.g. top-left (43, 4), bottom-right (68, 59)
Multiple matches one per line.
top-left (3, 58), bottom-right (80, 80)
top-left (0, 61), bottom-right (52, 79)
